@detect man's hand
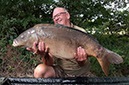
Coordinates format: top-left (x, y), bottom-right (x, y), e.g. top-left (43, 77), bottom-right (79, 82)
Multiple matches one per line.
top-left (26, 41), bottom-right (54, 59)
top-left (74, 46), bottom-right (87, 66)
top-left (26, 42), bottom-right (49, 56)
top-left (26, 41), bottom-right (54, 65)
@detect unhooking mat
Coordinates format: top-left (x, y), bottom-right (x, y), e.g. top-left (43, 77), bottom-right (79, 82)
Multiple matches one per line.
top-left (1, 77), bottom-right (129, 85)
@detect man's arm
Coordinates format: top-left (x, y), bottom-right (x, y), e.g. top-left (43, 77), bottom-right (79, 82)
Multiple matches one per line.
top-left (26, 42), bottom-right (54, 66)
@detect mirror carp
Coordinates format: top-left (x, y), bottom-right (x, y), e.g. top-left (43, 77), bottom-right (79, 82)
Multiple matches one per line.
top-left (12, 24), bottom-right (123, 75)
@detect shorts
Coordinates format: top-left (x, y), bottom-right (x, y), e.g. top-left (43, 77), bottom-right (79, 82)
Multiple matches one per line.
top-left (53, 65), bottom-right (96, 78)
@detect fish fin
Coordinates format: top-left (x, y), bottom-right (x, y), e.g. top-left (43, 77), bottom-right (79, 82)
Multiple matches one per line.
top-left (105, 49), bottom-right (123, 64)
top-left (96, 49), bottom-right (123, 76)
top-left (97, 57), bottom-right (110, 76)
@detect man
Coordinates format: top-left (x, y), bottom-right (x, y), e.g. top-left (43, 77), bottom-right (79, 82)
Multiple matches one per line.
top-left (27, 7), bottom-right (93, 78)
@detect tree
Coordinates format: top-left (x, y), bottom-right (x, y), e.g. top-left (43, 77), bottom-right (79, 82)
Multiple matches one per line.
top-left (0, 0), bottom-right (129, 77)
top-left (53, 0), bottom-right (129, 35)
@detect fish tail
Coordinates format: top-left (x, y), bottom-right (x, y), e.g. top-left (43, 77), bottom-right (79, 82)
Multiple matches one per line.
top-left (97, 56), bottom-right (110, 76)
top-left (97, 48), bottom-right (123, 76)
top-left (105, 49), bottom-right (123, 64)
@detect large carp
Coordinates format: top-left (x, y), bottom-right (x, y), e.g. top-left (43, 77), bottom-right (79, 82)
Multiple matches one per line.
top-left (12, 24), bottom-right (123, 75)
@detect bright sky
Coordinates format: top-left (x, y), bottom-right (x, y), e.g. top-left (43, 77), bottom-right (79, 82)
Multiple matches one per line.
top-left (118, 4), bottom-right (129, 11)
top-left (54, 0), bottom-right (129, 12)
top-left (105, 2), bottom-right (129, 12)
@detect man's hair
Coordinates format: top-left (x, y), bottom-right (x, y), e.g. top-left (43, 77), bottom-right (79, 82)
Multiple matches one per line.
top-left (54, 7), bottom-right (68, 13)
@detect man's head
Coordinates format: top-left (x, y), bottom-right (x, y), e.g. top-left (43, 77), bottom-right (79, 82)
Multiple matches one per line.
top-left (52, 7), bottom-right (70, 27)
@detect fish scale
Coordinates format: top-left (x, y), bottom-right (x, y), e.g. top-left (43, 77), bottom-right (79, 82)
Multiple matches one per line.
top-left (12, 24), bottom-right (123, 75)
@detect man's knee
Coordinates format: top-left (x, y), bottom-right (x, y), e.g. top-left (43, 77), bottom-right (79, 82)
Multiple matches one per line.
top-left (34, 64), bottom-right (55, 78)
top-left (34, 64), bottom-right (47, 78)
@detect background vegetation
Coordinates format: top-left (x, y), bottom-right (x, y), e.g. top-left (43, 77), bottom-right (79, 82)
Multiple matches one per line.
top-left (0, 0), bottom-right (129, 77)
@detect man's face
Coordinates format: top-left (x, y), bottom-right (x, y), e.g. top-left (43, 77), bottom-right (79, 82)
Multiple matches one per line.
top-left (52, 8), bottom-right (69, 25)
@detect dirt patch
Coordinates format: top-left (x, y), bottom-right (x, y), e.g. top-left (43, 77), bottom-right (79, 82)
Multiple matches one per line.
top-left (0, 45), bottom-right (42, 77)
top-left (0, 45), bottom-right (127, 77)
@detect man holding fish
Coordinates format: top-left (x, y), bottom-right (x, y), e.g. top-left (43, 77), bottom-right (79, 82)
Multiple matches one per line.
top-left (27, 7), bottom-right (93, 78)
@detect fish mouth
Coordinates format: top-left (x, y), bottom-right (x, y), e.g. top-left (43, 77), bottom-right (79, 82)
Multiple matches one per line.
top-left (12, 40), bottom-right (19, 47)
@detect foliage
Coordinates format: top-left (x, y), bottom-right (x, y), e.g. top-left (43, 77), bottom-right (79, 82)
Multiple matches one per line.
top-left (54, 0), bottom-right (129, 31)
top-left (0, 0), bottom-right (129, 77)
top-left (0, 0), bottom-right (128, 41)
top-left (89, 34), bottom-right (129, 77)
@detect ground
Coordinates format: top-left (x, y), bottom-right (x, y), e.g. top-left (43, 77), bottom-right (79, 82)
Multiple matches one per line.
top-left (0, 45), bottom-right (127, 77)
